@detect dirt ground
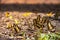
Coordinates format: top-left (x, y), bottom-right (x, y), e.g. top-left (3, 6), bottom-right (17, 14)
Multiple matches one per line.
top-left (0, 12), bottom-right (60, 40)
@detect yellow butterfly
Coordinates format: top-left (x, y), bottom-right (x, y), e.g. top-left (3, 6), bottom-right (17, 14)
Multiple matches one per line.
top-left (14, 26), bottom-right (20, 33)
top-left (14, 19), bottom-right (20, 24)
top-left (22, 12), bottom-right (32, 17)
top-left (12, 24), bottom-right (20, 33)
top-left (48, 22), bottom-right (53, 30)
top-left (46, 12), bottom-right (55, 17)
top-left (5, 12), bottom-right (13, 19)
top-left (47, 21), bottom-right (55, 32)
top-left (5, 12), bottom-right (10, 17)
top-left (6, 22), bottom-right (12, 29)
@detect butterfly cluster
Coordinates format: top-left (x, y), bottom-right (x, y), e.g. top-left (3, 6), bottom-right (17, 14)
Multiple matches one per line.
top-left (33, 15), bottom-right (56, 33)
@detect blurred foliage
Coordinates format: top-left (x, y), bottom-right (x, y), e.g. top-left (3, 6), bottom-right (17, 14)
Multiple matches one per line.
top-left (36, 29), bottom-right (60, 40)
top-left (37, 32), bottom-right (60, 40)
